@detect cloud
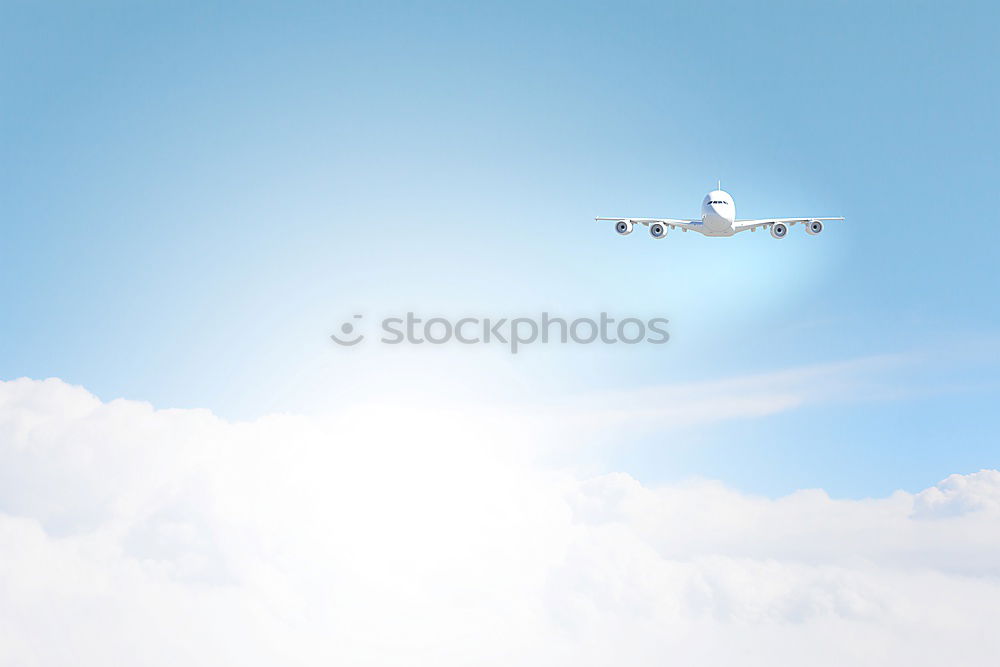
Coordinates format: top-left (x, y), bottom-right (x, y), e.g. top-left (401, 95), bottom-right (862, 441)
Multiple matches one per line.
top-left (0, 377), bottom-right (999, 666)
top-left (533, 353), bottom-right (913, 442)
top-left (913, 469), bottom-right (1000, 518)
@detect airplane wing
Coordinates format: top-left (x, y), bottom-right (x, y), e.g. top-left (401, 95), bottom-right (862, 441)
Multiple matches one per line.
top-left (595, 217), bottom-right (704, 232)
top-left (734, 217), bottom-right (845, 233)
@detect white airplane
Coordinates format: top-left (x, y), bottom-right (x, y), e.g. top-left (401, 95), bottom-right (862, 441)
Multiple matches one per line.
top-left (596, 185), bottom-right (844, 239)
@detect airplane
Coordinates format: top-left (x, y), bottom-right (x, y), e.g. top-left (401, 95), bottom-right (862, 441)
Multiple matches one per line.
top-left (596, 184), bottom-right (844, 239)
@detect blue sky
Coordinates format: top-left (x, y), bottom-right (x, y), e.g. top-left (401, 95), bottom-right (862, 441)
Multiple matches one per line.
top-left (2, 0), bottom-right (998, 498)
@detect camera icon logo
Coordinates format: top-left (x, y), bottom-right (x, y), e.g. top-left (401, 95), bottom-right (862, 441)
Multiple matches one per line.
top-left (330, 315), bottom-right (364, 346)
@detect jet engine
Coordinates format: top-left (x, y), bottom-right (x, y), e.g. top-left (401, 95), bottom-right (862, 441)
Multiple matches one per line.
top-left (649, 223), bottom-right (667, 239)
top-left (806, 219), bottom-right (823, 235)
top-left (770, 222), bottom-right (788, 239)
top-left (615, 220), bottom-right (634, 235)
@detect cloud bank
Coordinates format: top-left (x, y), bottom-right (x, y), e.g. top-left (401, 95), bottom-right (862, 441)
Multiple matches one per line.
top-left (0, 377), bottom-right (998, 666)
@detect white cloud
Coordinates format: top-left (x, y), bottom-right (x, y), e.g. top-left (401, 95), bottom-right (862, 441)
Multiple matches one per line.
top-left (0, 377), bottom-right (998, 666)
top-left (532, 353), bottom-right (916, 442)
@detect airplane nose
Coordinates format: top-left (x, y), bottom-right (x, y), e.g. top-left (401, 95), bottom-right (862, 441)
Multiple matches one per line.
top-left (704, 207), bottom-right (726, 230)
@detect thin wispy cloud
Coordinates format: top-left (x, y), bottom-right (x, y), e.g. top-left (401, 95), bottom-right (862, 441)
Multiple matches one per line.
top-left (528, 352), bottom-right (915, 441)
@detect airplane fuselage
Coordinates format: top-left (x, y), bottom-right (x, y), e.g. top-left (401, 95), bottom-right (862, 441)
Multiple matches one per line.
top-left (701, 189), bottom-right (737, 236)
